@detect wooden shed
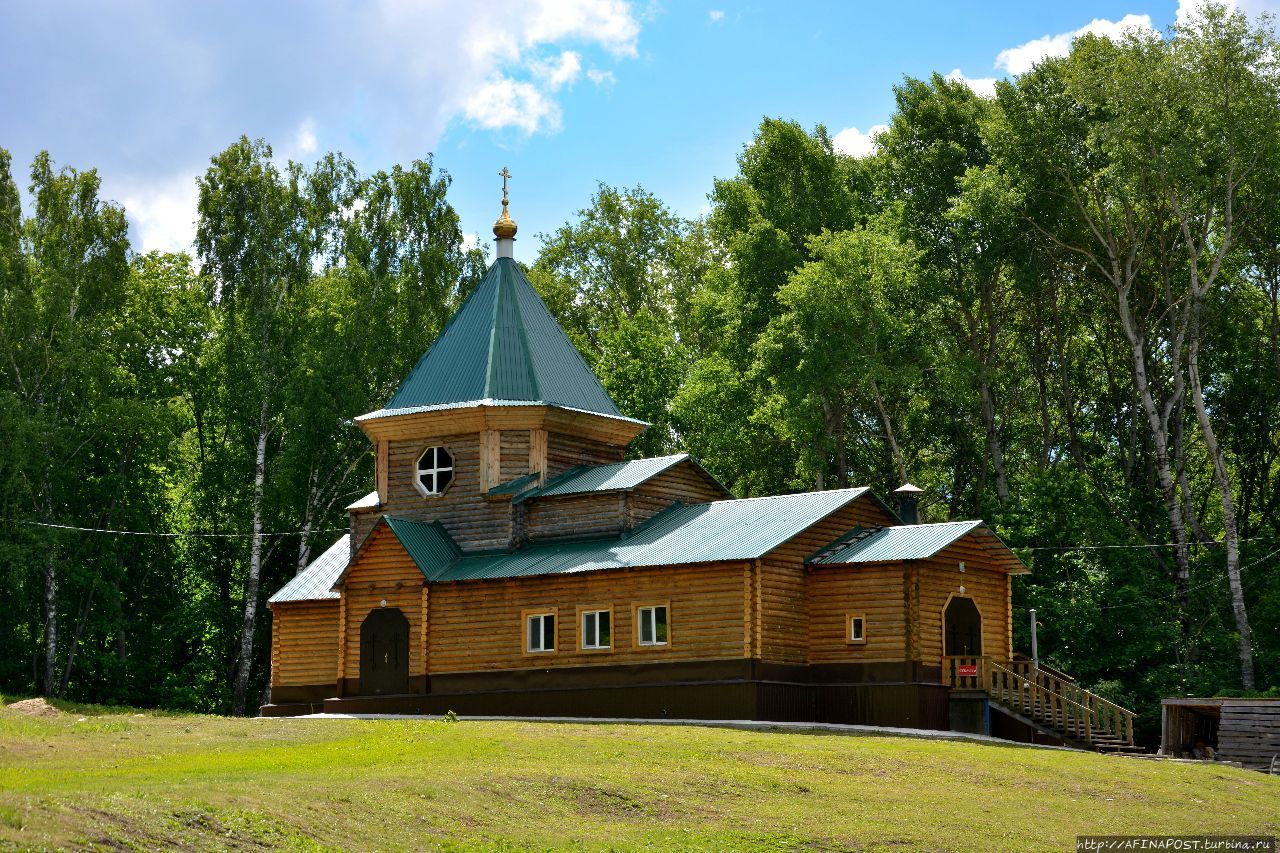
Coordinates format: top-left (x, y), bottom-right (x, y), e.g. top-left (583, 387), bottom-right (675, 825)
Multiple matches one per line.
top-left (1161, 697), bottom-right (1280, 772)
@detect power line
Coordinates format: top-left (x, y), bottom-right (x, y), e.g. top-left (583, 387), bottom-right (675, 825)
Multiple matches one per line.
top-left (7, 519), bottom-right (347, 538)
top-left (1015, 534), bottom-right (1279, 552)
top-left (1048, 545), bottom-right (1280, 612)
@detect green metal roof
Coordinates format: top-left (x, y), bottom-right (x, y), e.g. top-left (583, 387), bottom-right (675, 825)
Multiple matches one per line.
top-left (510, 453), bottom-right (727, 505)
top-left (487, 472), bottom-right (540, 498)
top-left (383, 517), bottom-right (462, 579)
top-left (807, 520), bottom-right (1029, 573)
top-left (361, 258), bottom-right (630, 422)
top-left (268, 534), bottom-right (349, 603)
top-left (381, 487), bottom-right (870, 583)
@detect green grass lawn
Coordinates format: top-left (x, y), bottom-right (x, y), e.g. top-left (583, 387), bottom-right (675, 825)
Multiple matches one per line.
top-left (1, 699), bottom-right (1277, 851)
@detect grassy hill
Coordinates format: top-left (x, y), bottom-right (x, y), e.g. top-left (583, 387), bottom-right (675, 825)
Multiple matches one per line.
top-left (1, 698), bottom-right (1276, 851)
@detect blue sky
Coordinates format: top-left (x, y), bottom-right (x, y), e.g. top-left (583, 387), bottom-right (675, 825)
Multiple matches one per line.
top-left (2, 0), bottom-right (1275, 261)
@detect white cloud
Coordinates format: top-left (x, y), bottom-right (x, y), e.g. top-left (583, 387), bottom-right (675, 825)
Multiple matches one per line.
top-left (832, 124), bottom-right (888, 158)
top-left (119, 171), bottom-right (201, 254)
top-left (373, 0), bottom-right (640, 135)
top-left (531, 50), bottom-right (582, 90)
top-left (945, 68), bottom-right (997, 98)
top-left (994, 14), bottom-right (1155, 75)
top-left (2, 0), bottom-right (648, 254)
top-left (461, 231), bottom-right (480, 252)
top-left (464, 77), bottom-right (561, 134)
top-left (709, 9), bottom-right (725, 23)
top-left (293, 118), bottom-right (317, 155)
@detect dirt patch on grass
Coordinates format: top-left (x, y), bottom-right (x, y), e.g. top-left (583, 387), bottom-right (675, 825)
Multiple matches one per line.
top-left (4, 698), bottom-right (59, 718)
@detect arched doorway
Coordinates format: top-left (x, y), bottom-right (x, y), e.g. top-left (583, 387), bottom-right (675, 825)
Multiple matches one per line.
top-left (360, 608), bottom-right (409, 695)
top-left (943, 596), bottom-right (983, 657)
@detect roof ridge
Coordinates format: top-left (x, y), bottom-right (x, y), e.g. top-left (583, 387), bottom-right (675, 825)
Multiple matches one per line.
top-left (483, 262), bottom-right (504, 399)
top-left (699, 486), bottom-right (868, 506)
top-left (508, 266), bottom-right (540, 401)
top-left (894, 519), bottom-right (983, 529)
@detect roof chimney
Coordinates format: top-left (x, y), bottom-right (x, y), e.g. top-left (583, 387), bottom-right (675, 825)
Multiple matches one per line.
top-left (493, 166), bottom-right (517, 259)
top-left (893, 482), bottom-right (924, 525)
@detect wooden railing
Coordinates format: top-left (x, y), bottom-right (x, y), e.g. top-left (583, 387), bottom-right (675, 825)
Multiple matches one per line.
top-left (943, 656), bottom-right (1135, 746)
top-left (1008, 660), bottom-right (1135, 746)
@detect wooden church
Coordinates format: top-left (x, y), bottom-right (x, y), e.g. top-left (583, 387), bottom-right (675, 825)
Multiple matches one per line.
top-left (262, 177), bottom-right (1136, 751)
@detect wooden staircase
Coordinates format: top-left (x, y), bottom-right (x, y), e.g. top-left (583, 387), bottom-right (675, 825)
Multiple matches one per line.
top-left (944, 656), bottom-right (1141, 753)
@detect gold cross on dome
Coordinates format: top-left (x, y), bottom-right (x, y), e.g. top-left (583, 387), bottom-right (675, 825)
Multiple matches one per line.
top-left (499, 167), bottom-right (511, 205)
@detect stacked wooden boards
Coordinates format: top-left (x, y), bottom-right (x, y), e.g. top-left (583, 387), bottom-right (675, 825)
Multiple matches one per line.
top-left (1218, 700), bottom-right (1280, 772)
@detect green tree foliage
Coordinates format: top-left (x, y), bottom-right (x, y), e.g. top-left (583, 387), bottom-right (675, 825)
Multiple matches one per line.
top-left (527, 4), bottom-right (1280, 731)
top-left (2, 3), bottom-right (1278, 731)
top-left (0, 141), bottom-right (474, 713)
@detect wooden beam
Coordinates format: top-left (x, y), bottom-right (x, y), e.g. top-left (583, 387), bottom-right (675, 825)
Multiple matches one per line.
top-left (529, 428), bottom-right (548, 483)
top-left (376, 439), bottom-right (389, 503)
top-left (356, 403), bottom-right (646, 447)
top-left (479, 429), bottom-right (501, 491)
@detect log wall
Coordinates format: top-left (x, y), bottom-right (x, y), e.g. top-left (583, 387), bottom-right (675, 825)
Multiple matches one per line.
top-left (500, 430), bottom-right (531, 482)
top-left (547, 431), bottom-right (625, 476)
top-left (270, 601), bottom-right (340, 687)
top-left (754, 493), bottom-right (899, 665)
top-left (916, 541), bottom-right (1012, 665)
top-left (349, 509), bottom-right (380, 555)
top-left (426, 561), bottom-right (750, 673)
top-left (807, 563), bottom-right (908, 663)
top-left (339, 524), bottom-right (428, 682)
top-left (383, 432), bottom-right (512, 550)
top-left (629, 462), bottom-right (730, 524)
top-left (526, 492), bottom-right (628, 540)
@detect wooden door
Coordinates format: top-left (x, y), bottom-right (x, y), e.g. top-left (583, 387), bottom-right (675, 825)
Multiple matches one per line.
top-left (943, 596), bottom-right (983, 657)
top-left (359, 608), bottom-right (409, 695)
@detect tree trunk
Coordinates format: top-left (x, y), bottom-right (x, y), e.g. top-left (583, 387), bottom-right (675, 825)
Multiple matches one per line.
top-left (869, 378), bottom-right (908, 484)
top-left (231, 396), bottom-right (271, 716)
top-left (1116, 292), bottom-right (1192, 616)
top-left (1188, 330), bottom-right (1254, 689)
top-left (42, 548), bottom-right (58, 696)
top-left (978, 380), bottom-right (1009, 504)
top-left (1172, 409), bottom-right (1212, 545)
top-left (296, 474), bottom-right (317, 576)
top-left (58, 581), bottom-right (96, 696)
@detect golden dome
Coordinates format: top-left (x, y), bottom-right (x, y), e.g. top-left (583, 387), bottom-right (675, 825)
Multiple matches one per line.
top-left (494, 166), bottom-right (517, 240)
top-left (493, 202), bottom-right (517, 240)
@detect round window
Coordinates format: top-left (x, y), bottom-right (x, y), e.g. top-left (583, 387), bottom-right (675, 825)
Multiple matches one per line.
top-left (416, 446), bottom-right (454, 496)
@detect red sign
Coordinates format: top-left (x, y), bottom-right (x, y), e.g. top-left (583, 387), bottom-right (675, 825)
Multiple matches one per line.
top-left (957, 665), bottom-right (978, 677)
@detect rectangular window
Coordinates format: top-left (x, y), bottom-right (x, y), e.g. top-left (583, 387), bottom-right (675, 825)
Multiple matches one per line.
top-left (581, 609), bottom-right (612, 650)
top-left (636, 605), bottom-right (669, 646)
top-left (848, 614), bottom-right (866, 644)
top-left (526, 612), bottom-right (555, 653)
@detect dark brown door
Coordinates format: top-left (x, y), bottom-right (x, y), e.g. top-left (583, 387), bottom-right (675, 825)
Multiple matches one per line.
top-left (360, 608), bottom-right (409, 695)
top-left (944, 596), bottom-right (983, 657)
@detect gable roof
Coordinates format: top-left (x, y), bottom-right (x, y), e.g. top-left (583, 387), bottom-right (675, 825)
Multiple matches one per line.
top-left (268, 534), bottom-right (349, 604)
top-left (383, 517), bottom-right (462, 578)
top-left (382, 487), bottom-right (870, 583)
top-left (359, 258), bottom-right (634, 423)
top-left (808, 520), bottom-right (1028, 574)
top-left (509, 453), bottom-right (730, 505)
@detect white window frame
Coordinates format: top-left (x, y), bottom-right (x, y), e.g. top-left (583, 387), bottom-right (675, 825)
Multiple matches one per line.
top-left (580, 608), bottom-right (612, 650)
top-left (635, 604), bottom-right (669, 647)
top-left (525, 610), bottom-right (556, 654)
top-left (414, 445), bottom-right (454, 497)
top-left (847, 613), bottom-right (866, 645)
